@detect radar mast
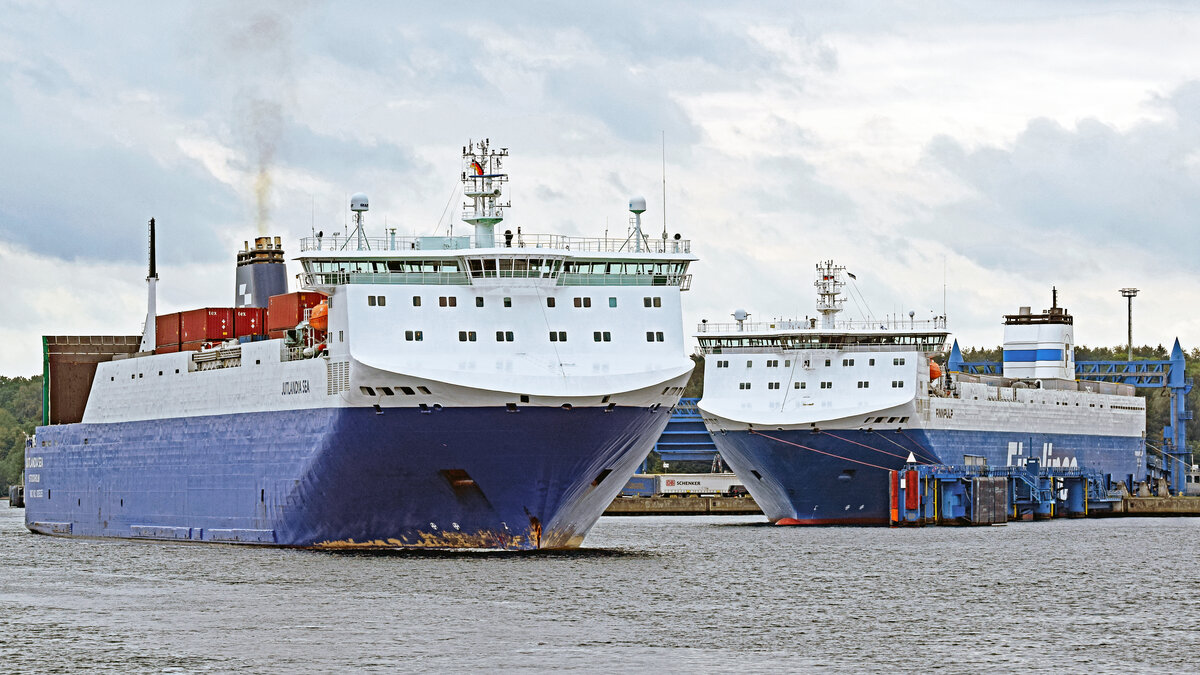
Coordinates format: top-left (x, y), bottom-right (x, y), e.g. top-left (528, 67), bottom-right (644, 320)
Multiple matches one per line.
top-left (462, 139), bottom-right (510, 248)
top-left (815, 260), bottom-right (846, 329)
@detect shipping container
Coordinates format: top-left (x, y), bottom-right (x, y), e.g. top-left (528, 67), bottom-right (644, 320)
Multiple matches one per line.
top-left (234, 307), bottom-right (266, 337)
top-left (267, 329), bottom-right (290, 340)
top-left (180, 341), bottom-right (206, 352)
top-left (155, 313), bottom-right (181, 347)
top-left (656, 473), bottom-right (744, 496)
top-left (155, 343), bottom-right (181, 354)
top-left (267, 292), bottom-right (325, 331)
top-left (180, 308), bottom-right (234, 343)
top-left (619, 474), bottom-right (658, 497)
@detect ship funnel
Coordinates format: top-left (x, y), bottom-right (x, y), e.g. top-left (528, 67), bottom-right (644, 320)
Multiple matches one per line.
top-left (235, 236), bottom-right (288, 308)
top-left (1001, 291), bottom-right (1075, 381)
top-left (138, 218), bottom-right (158, 353)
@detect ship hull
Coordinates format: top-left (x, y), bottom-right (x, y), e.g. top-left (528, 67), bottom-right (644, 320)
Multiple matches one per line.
top-left (711, 428), bottom-right (1144, 525)
top-left (26, 405), bottom-right (669, 549)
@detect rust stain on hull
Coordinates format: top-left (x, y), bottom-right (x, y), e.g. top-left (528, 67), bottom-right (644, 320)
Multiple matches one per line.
top-left (312, 523), bottom-right (587, 551)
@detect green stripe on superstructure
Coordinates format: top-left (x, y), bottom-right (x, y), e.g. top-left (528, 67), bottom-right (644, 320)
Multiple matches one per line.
top-left (41, 335), bottom-right (49, 427)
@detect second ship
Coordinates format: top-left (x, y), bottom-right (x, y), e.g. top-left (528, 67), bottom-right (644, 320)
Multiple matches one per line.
top-left (695, 261), bottom-right (1147, 525)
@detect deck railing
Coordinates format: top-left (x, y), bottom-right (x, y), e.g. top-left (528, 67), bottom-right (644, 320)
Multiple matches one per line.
top-left (299, 233), bottom-right (691, 255)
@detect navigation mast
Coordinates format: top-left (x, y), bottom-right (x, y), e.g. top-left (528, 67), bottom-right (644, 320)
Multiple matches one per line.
top-left (462, 139), bottom-right (510, 248)
top-left (814, 260), bottom-right (846, 329)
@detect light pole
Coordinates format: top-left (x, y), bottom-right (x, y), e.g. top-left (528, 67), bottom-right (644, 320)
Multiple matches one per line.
top-left (1120, 288), bottom-right (1139, 361)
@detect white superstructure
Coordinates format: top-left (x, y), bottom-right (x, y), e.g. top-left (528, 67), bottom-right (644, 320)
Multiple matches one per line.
top-left (695, 262), bottom-right (1144, 461)
top-left (85, 139), bottom-right (697, 424)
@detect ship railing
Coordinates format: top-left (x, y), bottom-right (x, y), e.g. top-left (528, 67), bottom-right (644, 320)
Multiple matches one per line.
top-left (299, 233), bottom-right (691, 255)
top-left (557, 273), bottom-right (692, 288)
top-left (697, 316), bottom-right (949, 333)
top-left (695, 343), bottom-right (949, 356)
top-left (301, 271), bottom-right (472, 287)
top-left (301, 270), bottom-right (692, 289)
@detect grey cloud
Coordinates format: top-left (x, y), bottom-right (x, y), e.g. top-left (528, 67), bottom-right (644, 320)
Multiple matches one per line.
top-left (917, 83), bottom-right (1200, 270)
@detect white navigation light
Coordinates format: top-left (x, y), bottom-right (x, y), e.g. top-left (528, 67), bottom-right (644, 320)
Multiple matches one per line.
top-left (350, 193), bottom-right (369, 212)
top-left (628, 196), bottom-right (647, 214)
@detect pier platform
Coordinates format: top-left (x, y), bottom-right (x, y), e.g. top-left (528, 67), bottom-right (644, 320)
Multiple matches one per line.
top-left (604, 495), bottom-right (762, 516)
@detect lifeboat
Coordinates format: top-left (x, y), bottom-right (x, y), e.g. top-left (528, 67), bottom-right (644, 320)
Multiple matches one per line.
top-left (929, 361), bottom-right (942, 380)
top-left (309, 301), bottom-right (329, 331)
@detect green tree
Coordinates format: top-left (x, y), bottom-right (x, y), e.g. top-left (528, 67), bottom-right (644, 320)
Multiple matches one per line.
top-left (0, 376), bottom-right (42, 487)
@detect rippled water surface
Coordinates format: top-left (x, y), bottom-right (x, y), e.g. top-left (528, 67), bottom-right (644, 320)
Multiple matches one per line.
top-left (2, 507), bottom-right (1198, 672)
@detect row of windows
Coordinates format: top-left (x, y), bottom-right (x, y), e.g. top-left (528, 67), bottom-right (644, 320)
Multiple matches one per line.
top-left (410, 330), bottom-right (668, 343)
top-left (411, 295), bottom-right (511, 308)
top-left (721, 357), bottom-right (907, 368)
top-left (398, 295), bottom-right (663, 309)
top-left (360, 385), bottom-right (432, 396)
top-left (735, 379), bottom-right (905, 390)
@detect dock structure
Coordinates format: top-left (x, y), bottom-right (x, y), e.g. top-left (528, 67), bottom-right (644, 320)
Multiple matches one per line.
top-left (949, 338), bottom-right (1194, 495)
top-left (604, 495), bottom-right (761, 516)
top-left (890, 457), bottom-right (1125, 526)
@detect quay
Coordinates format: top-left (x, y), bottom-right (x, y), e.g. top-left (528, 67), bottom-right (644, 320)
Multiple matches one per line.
top-left (890, 456), bottom-right (1200, 526)
top-left (604, 495), bottom-right (761, 516)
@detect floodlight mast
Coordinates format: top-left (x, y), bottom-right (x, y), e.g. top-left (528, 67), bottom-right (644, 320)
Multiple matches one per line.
top-left (1120, 288), bottom-right (1139, 361)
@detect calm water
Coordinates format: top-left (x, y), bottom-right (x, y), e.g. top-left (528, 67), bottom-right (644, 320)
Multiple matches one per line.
top-left (2, 506), bottom-right (1198, 672)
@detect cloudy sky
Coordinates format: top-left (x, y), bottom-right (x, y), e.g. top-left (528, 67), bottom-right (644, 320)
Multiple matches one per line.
top-left (3, 1), bottom-right (1199, 375)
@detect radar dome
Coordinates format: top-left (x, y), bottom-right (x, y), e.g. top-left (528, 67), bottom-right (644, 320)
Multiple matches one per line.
top-left (628, 196), bottom-right (647, 214)
top-left (350, 193), bottom-right (369, 212)
top-left (733, 309), bottom-right (749, 322)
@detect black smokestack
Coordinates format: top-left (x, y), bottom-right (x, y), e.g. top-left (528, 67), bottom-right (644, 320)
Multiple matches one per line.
top-left (148, 217), bottom-right (157, 279)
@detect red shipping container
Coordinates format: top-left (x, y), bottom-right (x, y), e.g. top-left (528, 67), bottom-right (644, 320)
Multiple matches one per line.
top-left (267, 329), bottom-right (290, 340)
top-left (234, 307), bottom-right (267, 338)
top-left (268, 292), bottom-right (325, 331)
top-left (180, 308), bottom-right (234, 343)
top-left (180, 341), bottom-right (206, 352)
top-left (155, 312), bottom-right (181, 347)
top-left (156, 343), bottom-right (180, 354)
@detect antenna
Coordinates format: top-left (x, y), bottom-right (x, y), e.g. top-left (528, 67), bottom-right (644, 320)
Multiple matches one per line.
top-left (661, 130), bottom-right (667, 242)
top-left (942, 255), bottom-right (947, 322)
